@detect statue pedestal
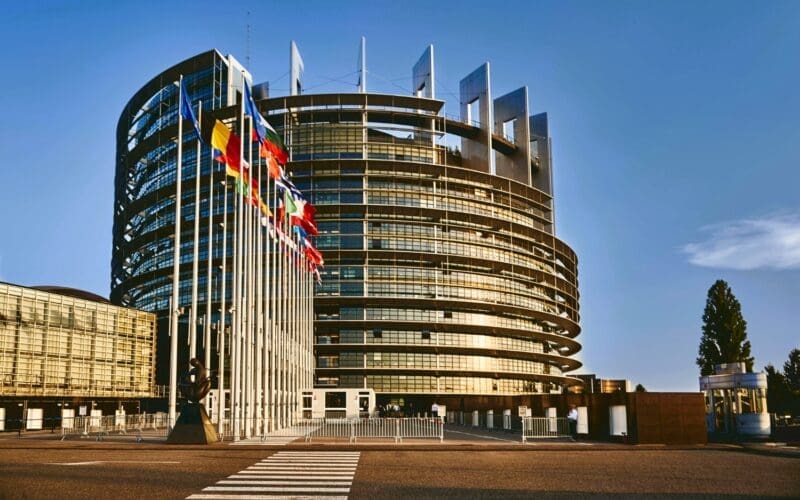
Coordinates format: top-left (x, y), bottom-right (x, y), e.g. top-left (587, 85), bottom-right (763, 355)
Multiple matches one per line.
top-left (166, 403), bottom-right (219, 444)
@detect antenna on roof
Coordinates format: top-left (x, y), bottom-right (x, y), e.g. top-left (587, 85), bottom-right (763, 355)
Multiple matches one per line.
top-left (246, 11), bottom-right (251, 68)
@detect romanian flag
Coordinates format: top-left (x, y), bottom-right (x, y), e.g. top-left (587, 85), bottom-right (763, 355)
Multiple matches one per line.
top-left (208, 119), bottom-right (246, 176)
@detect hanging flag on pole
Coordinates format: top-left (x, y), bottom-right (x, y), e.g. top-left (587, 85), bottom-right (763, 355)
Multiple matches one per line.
top-left (208, 119), bottom-right (246, 174)
top-left (180, 80), bottom-right (202, 141)
top-left (266, 151), bottom-right (285, 180)
top-left (244, 81), bottom-right (289, 165)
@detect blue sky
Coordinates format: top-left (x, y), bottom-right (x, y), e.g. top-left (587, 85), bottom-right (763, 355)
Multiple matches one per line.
top-left (1, 0), bottom-right (798, 391)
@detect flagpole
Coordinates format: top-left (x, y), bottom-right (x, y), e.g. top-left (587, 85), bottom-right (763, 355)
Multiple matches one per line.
top-left (235, 82), bottom-right (246, 439)
top-left (231, 162), bottom-right (241, 441)
top-left (270, 179), bottom-right (278, 431)
top-left (189, 100), bottom-right (203, 366)
top-left (283, 213), bottom-right (290, 426)
top-left (217, 178), bottom-right (228, 435)
top-left (261, 191), bottom-right (272, 433)
top-left (278, 203), bottom-right (285, 428)
top-left (168, 75), bottom-right (185, 428)
top-left (254, 131), bottom-right (264, 437)
top-left (290, 231), bottom-right (297, 424)
top-left (204, 122), bottom-right (213, 416)
top-left (264, 171), bottom-right (273, 431)
top-left (244, 115), bottom-right (254, 438)
top-left (290, 211), bottom-right (296, 422)
top-left (295, 231), bottom-right (302, 420)
top-left (308, 261), bottom-right (313, 391)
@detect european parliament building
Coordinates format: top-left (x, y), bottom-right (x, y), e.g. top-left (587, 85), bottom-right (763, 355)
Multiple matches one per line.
top-left (113, 45), bottom-right (581, 411)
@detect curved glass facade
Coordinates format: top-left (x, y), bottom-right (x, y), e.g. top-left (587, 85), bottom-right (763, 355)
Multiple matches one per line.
top-left (112, 50), bottom-right (255, 387)
top-left (264, 91), bottom-right (582, 396)
top-left (112, 49), bottom-right (581, 399)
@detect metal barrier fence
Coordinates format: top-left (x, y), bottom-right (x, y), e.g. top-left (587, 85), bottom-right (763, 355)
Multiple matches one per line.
top-left (60, 413), bottom-right (172, 441)
top-left (521, 416), bottom-right (570, 442)
top-left (255, 417), bottom-right (443, 443)
top-left (4, 414), bottom-right (443, 444)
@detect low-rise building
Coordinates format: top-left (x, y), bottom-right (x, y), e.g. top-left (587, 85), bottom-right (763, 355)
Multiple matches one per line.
top-left (0, 282), bottom-right (156, 429)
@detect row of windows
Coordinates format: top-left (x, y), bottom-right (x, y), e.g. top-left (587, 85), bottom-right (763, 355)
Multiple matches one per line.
top-left (0, 295), bottom-right (153, 338)
top-left (367, 222), bottom-right (557, 264)
top-left (316, 330), bottom-right (545, 353)
top-left (318, 352), bottom-right (551, 375)
top-left (1, 357), bottom-right (151, 393)
top-left (366, 178), bottom-right (550, 223)
top-left (321, 307), bottom-right (568, 336)
top-left (364, 191), bottom-right (546, 231)
top-left (366, 267), bottom-right (553, 301)
top-left (292, 166), bottom-right (552, 217)
top-left (366, 282), bottom-right (559, 314)
top-left (361, 376), bottom-right (545, 394)
top-left (0, 327), bottom-right (152, 364)
top-left (312, 233), bottom-right (559, 277)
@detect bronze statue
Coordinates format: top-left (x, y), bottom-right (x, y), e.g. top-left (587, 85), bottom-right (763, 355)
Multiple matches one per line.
top-left (179, 358), bottom-right (212, 403)
top-left (167, 358), bottom-right (218, 444)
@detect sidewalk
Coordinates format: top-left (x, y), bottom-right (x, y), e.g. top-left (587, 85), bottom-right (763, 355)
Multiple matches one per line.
top-left (2, 425), bottom-right (799, 457)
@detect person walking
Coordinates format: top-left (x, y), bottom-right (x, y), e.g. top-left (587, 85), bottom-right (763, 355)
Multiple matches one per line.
top-left (567, 406), bottom-right (578, 438)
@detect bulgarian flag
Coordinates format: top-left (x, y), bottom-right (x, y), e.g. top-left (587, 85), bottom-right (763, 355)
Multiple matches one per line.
top-left (244, 81), bottom-right (289, 165)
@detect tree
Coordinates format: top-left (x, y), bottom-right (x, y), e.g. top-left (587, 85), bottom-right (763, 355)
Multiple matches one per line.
top-left (783, 348), bottom-right (800, 393)
top-left (635, 383), bottom-right (647, 392)
top-left (697, 280), bottom-right (754, 376)
top-left (765, 364), bottom-right (791, 414)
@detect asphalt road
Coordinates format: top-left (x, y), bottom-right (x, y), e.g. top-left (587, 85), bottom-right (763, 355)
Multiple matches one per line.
top-left (0, 443), bottom-right (798, 499)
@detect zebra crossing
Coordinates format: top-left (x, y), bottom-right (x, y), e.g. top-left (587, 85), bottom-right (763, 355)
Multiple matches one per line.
top-left (187, 451), bottom-right (360, 500)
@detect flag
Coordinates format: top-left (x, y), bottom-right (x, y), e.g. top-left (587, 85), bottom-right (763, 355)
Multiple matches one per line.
top-left (180, 79), bottom-right (201, 141)
top-left (266, 151), bottom-right (285, 180)
top-left (284, 189), bottom-right (299, 219)
top-left (284, 190), bottom-right (317, 235)
top-left (293, 225), bottom-right (308, 242)
top-left (208, 119), bottom-right (246, 175)
top-left (289, 195), bottom-right (318, 235)
top-left (304, 243), bottom-right (324, 267)
top-left (244, 81), bottom-right (289, 165)
top-left (277, 194), bottom-right (285, 223)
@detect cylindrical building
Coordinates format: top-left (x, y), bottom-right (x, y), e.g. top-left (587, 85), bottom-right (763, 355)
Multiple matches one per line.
top-left (112, 47), bottom-right (581, 413)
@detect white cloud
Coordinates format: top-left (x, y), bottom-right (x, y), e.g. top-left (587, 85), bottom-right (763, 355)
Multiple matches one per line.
top-left (683, 212), bottom-right (800, 270)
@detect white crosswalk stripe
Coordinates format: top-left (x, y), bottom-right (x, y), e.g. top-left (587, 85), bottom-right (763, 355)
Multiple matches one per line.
top-left (187, 451), bottom-right (360, 500)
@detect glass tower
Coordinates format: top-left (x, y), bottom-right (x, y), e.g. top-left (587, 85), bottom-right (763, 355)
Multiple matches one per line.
top-left (112, 48), bottom-right (582, 403)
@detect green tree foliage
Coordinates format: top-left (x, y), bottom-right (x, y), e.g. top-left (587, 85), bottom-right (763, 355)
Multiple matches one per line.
top-left (765, 364), bottom-right (791, 414)
top-left (783, 348), bottom-right (800, 393)
top-left (697, 280), bottom-right (754, 376)
top-left (635, 383), bottom-right (647, 392)
top-left (764, 350), bottom-right (800, 416)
